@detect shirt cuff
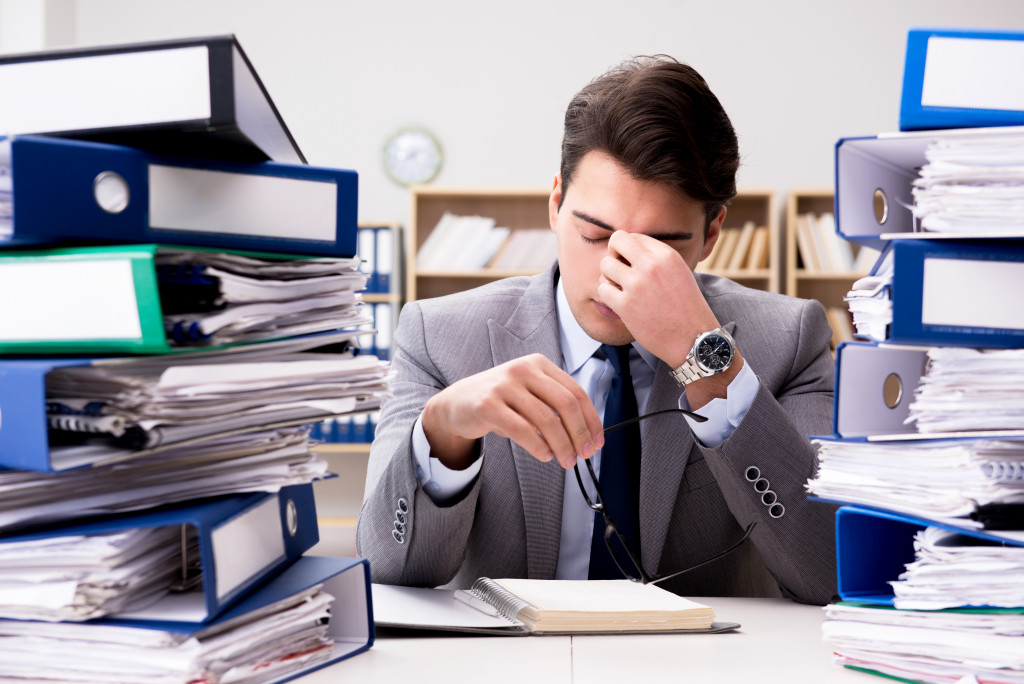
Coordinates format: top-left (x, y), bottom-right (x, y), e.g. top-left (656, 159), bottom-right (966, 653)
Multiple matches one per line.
top-left (682, 361), bottom-right (758, 448)
top-left (412, 414), bottom-right (483, 504)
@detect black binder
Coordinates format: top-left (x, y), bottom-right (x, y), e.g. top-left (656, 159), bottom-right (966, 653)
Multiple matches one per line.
top-left (0, 34), bottom-right (304, 164)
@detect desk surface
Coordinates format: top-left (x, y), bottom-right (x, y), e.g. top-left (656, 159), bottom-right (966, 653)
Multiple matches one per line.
top-left (301, 596), bottom-right (865, 684)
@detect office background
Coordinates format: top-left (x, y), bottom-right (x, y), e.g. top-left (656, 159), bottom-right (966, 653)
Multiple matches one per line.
top-left (2, 0), bottom-right (1023, 229)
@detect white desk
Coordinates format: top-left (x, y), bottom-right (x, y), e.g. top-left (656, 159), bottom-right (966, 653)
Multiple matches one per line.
top-left (299, 597), bottom-right (866, 683)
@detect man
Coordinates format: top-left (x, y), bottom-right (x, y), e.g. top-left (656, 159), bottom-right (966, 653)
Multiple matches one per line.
top-left (357, 55), bottom-right (837, 605)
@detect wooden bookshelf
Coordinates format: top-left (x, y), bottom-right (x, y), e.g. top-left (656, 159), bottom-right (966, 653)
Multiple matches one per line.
top-left (310, 444), bottom-right (369, 558)
top-left (693, 188), bottom-right (780, 293)
top-left (785, 189), bottom-right (876, 349)
top-left (407, 187), bottom-right (551, 301)
top-left (408, 186), bottom-right (782, 301)
top-left (358, 221), bottom-right (405, 307)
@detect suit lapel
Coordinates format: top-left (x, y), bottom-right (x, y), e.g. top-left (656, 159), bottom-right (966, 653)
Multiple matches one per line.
top-left (639, 317), bottom-right (739, 576)
top-left (639, 362), bottom-right (694, 574)
top-left (487, 264), bottom-right (565, 579)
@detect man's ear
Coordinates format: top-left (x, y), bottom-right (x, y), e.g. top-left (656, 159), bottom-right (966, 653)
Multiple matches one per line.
top-left (699, 206), bottom-right (727, 262)
top-left (548, 174), bottom-right (562, 232)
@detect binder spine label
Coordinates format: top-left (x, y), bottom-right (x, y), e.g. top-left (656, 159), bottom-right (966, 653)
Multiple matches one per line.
top-left (921, 36), bottom-right (1024, 111)
top-left (211, 495), bottom-right (285, 601)
top-left (0, 46), bottom-right (212, 135)
top-left (0, 259), bottom-right (142, 341)
top-left (148, 164), bottom-right (338, 242)
top-left (921, 257), bottom-right (1024, 334)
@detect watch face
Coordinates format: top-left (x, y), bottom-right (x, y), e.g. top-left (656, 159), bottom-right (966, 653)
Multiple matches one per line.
top-left (695, 333), bottom-right (734, 372)
top-left (382, 127), bottom-right (443, 186)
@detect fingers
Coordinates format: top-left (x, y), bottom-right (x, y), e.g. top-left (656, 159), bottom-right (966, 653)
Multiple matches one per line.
top-left (430, 354), bottom-right (605, 469)
top-left (503, 355), bottom-right (604, 468)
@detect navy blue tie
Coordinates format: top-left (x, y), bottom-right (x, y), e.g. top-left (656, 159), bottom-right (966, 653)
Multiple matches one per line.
top-left (588, 344), bottom-right (642, 580)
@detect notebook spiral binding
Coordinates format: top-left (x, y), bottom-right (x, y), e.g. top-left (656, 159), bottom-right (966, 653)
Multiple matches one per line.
top-left (981, 461), bottom-right (1024, 481)
top-left (470, 577), bottom-right (532, 623)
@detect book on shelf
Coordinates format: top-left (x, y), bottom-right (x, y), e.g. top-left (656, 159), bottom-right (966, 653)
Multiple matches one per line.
top-left (416, 212), bottom-right (510, 271)
top-left (489, 228), bottom-right (558, 271)
top-left (746, 225), bottom-right (770, 271)
top-left (851, 244), bottom-right (881, 273)
top-left (460, 222), bottom-right (510, 270)
top-left (372, 578), bottom-right (736, 635)
top-left (825, 306), bottom-right (855, 349)
top-left (795, 213), bottom-right (822, 272)
top-left (703, 225), bottom-right (739, 271)
top-left (725, 220), bottom-right (757, 271)
top-left (356, 224), bottom-right (403, 294)
top-left (0, 35), bottom-right (304, 164)
top-left (815, 213), bottom-right (855, 272)
top-left (795, 212), bottom-right (858, 274)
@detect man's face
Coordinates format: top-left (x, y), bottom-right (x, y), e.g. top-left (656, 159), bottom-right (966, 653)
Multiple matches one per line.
top-left (548, 150), bottom-right (723, 345)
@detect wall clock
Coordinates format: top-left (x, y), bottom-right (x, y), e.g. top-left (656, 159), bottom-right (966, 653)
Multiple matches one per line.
top-left (382, 127), bottom-right (443, 186)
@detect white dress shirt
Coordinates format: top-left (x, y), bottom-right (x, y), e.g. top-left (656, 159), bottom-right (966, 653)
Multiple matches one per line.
top-left (411, 279), bottom-right (759, 579)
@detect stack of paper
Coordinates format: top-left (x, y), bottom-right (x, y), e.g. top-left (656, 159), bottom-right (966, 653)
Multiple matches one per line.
top-left (0, 35), bottom-right (378, 682)
top-left (44, 334), bottom-right (389, 459)
top-left (823, 602), bottom-right (1024, 684)
top-left (819, 30), bottom-right (1024, 684)
top-left (890, 526), bottom-right (1024, 609)
top-left (155, 248), bottom-right (370, 347)
top-left (807, 438), bottom-right (1024, 525)
top-left (0, 525), bottom-right (190, 621)
top-left (0, 427), bottom-right (324, 533)
top-left (912, 135), bottom-right (1024, 234)
top-left (0, 556), bottom-right (369, 684)
top-left (844, 248), bottom-right (893, 340)
top-left (909, 348), bottom-right (1024, 433)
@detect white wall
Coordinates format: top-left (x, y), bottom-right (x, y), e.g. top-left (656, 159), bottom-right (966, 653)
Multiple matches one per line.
top-left (8, 0), bottom-right (1024, 228)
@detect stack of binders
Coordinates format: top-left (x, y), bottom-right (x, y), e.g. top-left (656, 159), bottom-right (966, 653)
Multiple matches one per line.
top-left (0, 36), bottom-right (380, 682)
top-left (807, 27), bottom-right (1024, 684)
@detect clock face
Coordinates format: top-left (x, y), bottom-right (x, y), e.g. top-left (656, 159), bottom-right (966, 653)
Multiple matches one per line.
top-left (383, 128), bottom-right (443, 186)
top-left (695, 333), bottom-right (733, 371)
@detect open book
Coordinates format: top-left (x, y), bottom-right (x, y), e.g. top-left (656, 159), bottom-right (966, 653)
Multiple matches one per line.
top-left (372, 579), bottom-right (738, 635)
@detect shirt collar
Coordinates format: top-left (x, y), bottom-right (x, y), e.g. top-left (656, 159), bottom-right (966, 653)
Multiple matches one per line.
top-left (555, 279), bottom-right (659, 375)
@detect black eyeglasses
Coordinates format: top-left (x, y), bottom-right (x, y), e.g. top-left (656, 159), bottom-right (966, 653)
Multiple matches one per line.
top-left (574, 407), bottom-right (757, 585)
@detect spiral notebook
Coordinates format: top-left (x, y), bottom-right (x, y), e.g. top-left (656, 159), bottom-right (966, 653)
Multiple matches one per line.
top-left (372, 579), bottom-right (739, 635)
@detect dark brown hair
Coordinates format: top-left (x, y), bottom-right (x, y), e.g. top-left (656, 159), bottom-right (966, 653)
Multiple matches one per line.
top-left (559, 55), bottom-right (739, 233)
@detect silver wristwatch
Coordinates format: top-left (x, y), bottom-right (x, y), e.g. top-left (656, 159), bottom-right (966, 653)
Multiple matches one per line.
top-left (671, 327), bottom-right (736, 386)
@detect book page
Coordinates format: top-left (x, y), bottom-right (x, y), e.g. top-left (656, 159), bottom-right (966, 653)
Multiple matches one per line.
top-left (493, 579), bottom-right (709, 613)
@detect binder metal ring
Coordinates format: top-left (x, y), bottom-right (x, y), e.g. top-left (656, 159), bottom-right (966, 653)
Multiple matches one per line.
top-left (93, 171), bottom-right (130, 214)
top-left (285, 498), bottom-right (298, 536)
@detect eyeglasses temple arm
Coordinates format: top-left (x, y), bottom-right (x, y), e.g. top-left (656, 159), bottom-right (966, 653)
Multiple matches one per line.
top-left (603, 407), bottom-right (707, 436)
top-left (645, 521), bottom-right (757, 586)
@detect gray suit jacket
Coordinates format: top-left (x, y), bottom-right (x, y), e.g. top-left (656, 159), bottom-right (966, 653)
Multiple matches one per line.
top-left (357, 263), bottom-right (838, 605)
